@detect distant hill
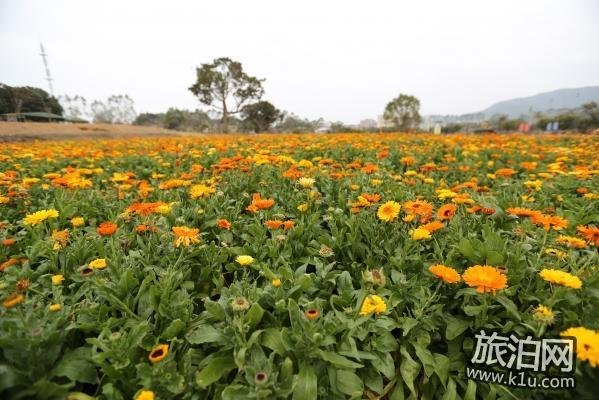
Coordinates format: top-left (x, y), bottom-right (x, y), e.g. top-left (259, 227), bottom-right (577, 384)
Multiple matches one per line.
top-left (481, 86), bottom-right (599, 118)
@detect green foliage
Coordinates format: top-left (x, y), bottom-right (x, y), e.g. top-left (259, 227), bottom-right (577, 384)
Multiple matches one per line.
top-left (0, 83), bottom-right (63, 115)
top-left (241, 101), bottom-right (281, 133)
top-left (383, 94), bottom-right (422, 131)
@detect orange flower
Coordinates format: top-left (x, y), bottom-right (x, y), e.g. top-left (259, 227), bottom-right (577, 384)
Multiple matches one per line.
top-left (148, 344), bottom-right (169, 363)
top-left (172, 226), bottom-right (200, 247)
top-left (282, 220), bottom-right (295, 230)
top-left (264, 220), bottom-right (284, 229)
top-left (1, 238), bottom-right (16, 246)
top-left (577, 225), bottom-right (599, 247)
top-left (403, 200), bottom-right (433, 219)
top-left (437, 204), bottom-right (457, 220)
top-left (495, 168), bottom-right (517, 178)
top-left (216, 219), bottom-right (231, 230)
top-left (463, 265), bottom-right (508, 294)
top-left (429, 264), bottom-right (461, 283)
top-left (506, 207), bottom-right (538, 217)
top-left (0, 258), bottom-right (21, 272)
top-left (97, 221), bottom-right (117, 236)
top-left (246, 193), bottom-right (275, 213)
top-left (3, 293), bottom-right (24, 308)
top-left (126, 202), bottom-right (167, 215)
top-left (420, 221), bottom-right (444, 233)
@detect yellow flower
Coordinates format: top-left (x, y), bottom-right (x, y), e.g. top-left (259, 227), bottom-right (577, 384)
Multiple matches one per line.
top-left (539, 269), bottom-right (582, 289)
top-left (544, 248), bottom-right (567, 260)
top-left (89, 258), bottom-right (107, 269)
top-left (49, 303), bottom-right (61, 312)
top-left (403, 214), bottom-right (415, 222)
top-left (23, 209), bottom-right (59, 225)
top-left (136, 390), bottom-right (155, 400)
top-left (533, 305), bottom-right (554, 325)
top-left (189, 184), bottom-right (216, 199)
top-left (359, 295), bottom-right (387, 316)
top-left (172, 226), bottom-right (200, 247)
top-left (51, 274), bottom-right (64, 285)
top-left (411, 227), bottom-right (431, 240)
top-left (298, 177), bottom-right (315, 188)
top-left (297, 203), bottom-right (308, 212)
top-left (556, 235), bottom-right (587, 249)
top-left (271, 278), bottom-right (282, 288)
top-left (155, 203), bottom-right (173, 214)
top-left (71, 217), bottom-right (85, 227)
top-left (560, 327), bottom-right (599, 367)
top-left (377, 201), bottom-right (401, 222)
top-left (236, 255), bottom-right (255, 266)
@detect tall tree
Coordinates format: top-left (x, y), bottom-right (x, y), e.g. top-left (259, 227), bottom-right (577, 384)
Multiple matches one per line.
top-left (241, 101), bottom-right (281, 132)
top-left (189, 57), bottom-right (264, 132)
top-left (0, 83), bottom-right (63, 115)
top-left (383, 94), bottom-right (422, 132)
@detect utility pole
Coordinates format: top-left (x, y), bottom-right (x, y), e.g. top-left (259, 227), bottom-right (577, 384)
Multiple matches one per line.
top-left (39, 43), bottom-right (54, 96)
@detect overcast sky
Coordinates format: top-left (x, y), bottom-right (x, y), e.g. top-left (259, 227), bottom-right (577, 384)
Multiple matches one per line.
top-left (1, 0), bottom-right (598, 123)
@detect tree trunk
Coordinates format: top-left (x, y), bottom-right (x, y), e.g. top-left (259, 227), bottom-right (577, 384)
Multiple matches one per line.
top-left (221, 99), bottom-right (229, 133)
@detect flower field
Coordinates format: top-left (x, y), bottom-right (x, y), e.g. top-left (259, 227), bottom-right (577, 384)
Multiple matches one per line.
top-left (1, 133), bottom-right (598, 399)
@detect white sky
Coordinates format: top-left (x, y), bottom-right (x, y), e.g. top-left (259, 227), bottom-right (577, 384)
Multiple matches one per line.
top-left (1, 0), bottom-right (598, 123)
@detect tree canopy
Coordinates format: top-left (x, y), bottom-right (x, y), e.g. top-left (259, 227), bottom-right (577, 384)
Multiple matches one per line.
top-left (241, 101), bottom-right (281, 133)
top-left (189, 57), bottom-right (264, 133)
top-left (383, 94), bottom-right (422, 131)
top-left (0, 83), bottom-right (63, 115)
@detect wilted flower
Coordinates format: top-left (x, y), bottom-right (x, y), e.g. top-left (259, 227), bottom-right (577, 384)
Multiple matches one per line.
top-left (533, 305), bottom-right (554, 325)
top-left (231, 296), bottom-right (250, 311)
top-left (318, 244), bottom-right (334, 257)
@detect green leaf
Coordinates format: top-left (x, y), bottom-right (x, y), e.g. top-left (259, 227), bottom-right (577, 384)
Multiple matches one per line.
top-left (245, 302), bottom-right (264, 327)
top-left (485, 250), bottom-right (504, 265)
top-left (413, 345), bottom-right (435, 377)
top-left (162, 319), bottom-right (186, 339)
top-left (371, 353), bottom-right (395, 380)
top-left (445, 316), bottom-right (470, 340)
top-left (440, 378), bottom-right (456, 400)
top-left (51, 348), bottom-right (98, 384)
top-left (262, 328), bottom-right (287, 355)
top-left (204, 299), bottom-right (225, 320)
top-left (187, 325), bottom-right (223, 344)
top-left (398, 317), bottom-right (419, 336)
top-left (458, 239), bottom-right (477, 261)
top-left (292, 364), bottom-right (317, 400)
top-left (318, 350), bottom-right (363, 369)
top-left (335, 369), bottom-right (363, 397)
top-left (221, 384), bottom-right (250, 400)
top-left (495, 295), bottom-right (521, 321)
top-left (195, 356), bottom-right (236, 388)
top-left (433, 353), bottom-right (450, 386)
top-left (399, 347), bottom-right (421, 397)
top-left (464, 379), bottom-right (477, 400)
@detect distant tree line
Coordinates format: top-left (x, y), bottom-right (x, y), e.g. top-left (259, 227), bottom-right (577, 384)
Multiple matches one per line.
top-left (0, 83), bottom-right (63, 115)
top-left (59, 94), bottom-right (137, 124)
